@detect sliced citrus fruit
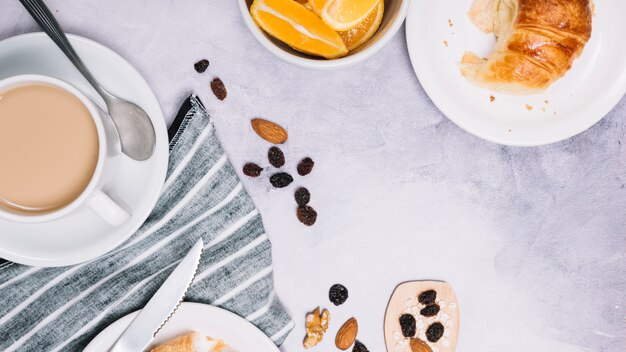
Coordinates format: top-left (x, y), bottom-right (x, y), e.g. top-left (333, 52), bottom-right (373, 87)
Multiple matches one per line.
top-left (251, 0), bottom-right (348, 59)
top-left (307, 0), bottom-right (327, 15)
top-left (320, 0), bottom-right (381, 31)
top-left (338, 1), bottom-right (383, 51)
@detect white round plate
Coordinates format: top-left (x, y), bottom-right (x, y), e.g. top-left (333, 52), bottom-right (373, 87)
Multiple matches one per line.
top-left (406, 0), bottom-right (626, 146)
top-left (0, 33), bottom-right (168, 267)
top-left (84, 302), bottom-right (280, 352)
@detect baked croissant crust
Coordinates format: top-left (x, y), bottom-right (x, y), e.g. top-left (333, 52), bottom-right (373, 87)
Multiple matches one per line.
top-left (462, 0), bottom-right (593, 94)
top-left (149, 332), bottom-right (234, 352)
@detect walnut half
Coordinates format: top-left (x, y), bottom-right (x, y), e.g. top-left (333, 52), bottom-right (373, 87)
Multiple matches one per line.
top-left (303, 307), bottom-right (330, 349)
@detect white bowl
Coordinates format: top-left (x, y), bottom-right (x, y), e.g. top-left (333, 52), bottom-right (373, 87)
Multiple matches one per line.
top-left (238, 0), bottom-right (410, 70)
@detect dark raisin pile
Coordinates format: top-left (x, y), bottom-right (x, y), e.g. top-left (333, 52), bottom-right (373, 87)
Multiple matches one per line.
top-left (210, 78), bottom-right (227, 100)
top-left (329, 284), bottom-right (348, 306)
top-left (270, 172), bottom-right (293, 188)
top-left (243, 163), bottom-right (262, 177)
top-left (399, 314), bottom-right (416, 338)
top-left (268, 146), bottom-right (285, 168)
top-left (426, 322), bottom-right (444, 343)
top-left (297, 157), bottom-right (314, 176)
top-left (352, 340), bottom-right (369, 352)
top-left (420, 304), bottom-right (440, 317)
top-left (194, 59), bottom-right (209, 73)
top-left (418, 290), bottom-right (437, 305)
top-left (243, 125), bottom-right (318, 226)
top-left (295, 187), bottom-right (311, 206)
top-left (297, 205), bottom-right (317, 226)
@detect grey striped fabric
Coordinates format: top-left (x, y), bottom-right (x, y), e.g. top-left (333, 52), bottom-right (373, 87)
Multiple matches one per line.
top-left (0, 95), bottom-right (294, 351)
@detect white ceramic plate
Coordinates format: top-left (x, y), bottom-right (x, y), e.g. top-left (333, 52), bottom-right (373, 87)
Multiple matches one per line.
top-left (84, 302), bottom-right (280, 352)
top-left (406, 0), bottom-right (626, 146)
top-left (0, 33), bottom-right (168, 267)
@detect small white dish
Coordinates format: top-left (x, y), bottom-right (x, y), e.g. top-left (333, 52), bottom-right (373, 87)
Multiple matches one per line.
top-left (0, 33), bottom-right (169, 267)
top-left (406, 0), bottom-right (626, 146)
top-left (238, 0), bottom-right (410, 70)
top-left (84, 302), bottom-right (280, 352)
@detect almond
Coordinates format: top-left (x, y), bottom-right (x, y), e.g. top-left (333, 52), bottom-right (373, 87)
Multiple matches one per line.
top-left (410, 338), bottom-right (433, 352)
top-left (335, 317), bottom-right (358, 350)
top-left (251, 118), bottom-right (288, 144)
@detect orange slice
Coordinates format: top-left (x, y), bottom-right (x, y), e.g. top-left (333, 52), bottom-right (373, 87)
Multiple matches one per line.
top-left (338, 1), bottom-right (383, 51)
top-left (320, 0), bottom-right (381, 31)
top-left (251, 0), bottom-right (348, 59)
top-left (307, 0), bottom-right (327, 15)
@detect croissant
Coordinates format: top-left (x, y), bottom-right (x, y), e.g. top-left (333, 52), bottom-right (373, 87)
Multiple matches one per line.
top-left (461, 0), bottom-right (593, 94)
top-left (149, 332), bottom-right (234, 352)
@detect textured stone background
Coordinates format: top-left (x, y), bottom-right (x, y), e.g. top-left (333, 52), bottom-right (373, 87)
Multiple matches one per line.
top-left (1, 1), bottom-right (624, 351)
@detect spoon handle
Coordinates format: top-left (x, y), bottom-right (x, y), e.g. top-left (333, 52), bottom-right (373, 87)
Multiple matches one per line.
top-left (19, 0), bottom-right (110, 103)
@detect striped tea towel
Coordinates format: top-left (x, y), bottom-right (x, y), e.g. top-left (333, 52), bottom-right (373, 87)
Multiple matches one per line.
top-left (0, 95), bottom-right (294, 351)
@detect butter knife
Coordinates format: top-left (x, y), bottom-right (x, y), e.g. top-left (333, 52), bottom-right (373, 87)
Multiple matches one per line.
top-left (109, 239), bottom-right (204, 352)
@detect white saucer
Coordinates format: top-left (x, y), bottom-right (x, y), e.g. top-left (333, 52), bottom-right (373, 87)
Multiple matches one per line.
top-left (0, 33), bottom-right (168, 267)
top-left (406, 0), bottom-right (626, 146)
top-left (84, 302), bottom-right (280, 352)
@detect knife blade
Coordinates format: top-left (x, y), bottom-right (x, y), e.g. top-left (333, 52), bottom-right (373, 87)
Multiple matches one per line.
top-left (109, 239), bottom-right (204, 352)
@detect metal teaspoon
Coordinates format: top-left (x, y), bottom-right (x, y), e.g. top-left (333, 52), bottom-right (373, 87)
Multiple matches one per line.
top-left (19, 0), bottom-right (156, 161)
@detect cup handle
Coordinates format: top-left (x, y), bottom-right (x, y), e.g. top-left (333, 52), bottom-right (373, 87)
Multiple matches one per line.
top-left (87, 190), bottom-right (131, 226)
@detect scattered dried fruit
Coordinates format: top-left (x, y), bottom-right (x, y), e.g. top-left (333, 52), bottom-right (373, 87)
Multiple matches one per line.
top-left (335, 317), bottom-right (358, 350)
top-left (243, 163), bottom-right (263, 177)
top-left (251, 118), bottom-right (288, 144)
top-left (420, 304), bottom-right (440, 317)
top-left (352, 340), bottom-right (369, 352)
top-left (304, 307), bottom-right (330, 349)
top-left (210, 78), bottom-right (227, 100)
top-left (270, 172), bottom-right (293, 188)
top-left (297, 205), bottom-right (317, 226)
top-left (410, 338), bottom-right (433, 352)
top-left (329, 283), bottom-right (348, 306)
top-left (297, 157), bottom-right (314, 176)
top-left (295, 187), bottom-right (311, 207)
top-left (268, 146), bottom-right (285, 168)
top-left (194, 59), bottom-right (209, 73)
top-left (426, 322), bottom-right (444, 343)
top-left (399, 314), bottom-right (416, 338)
top-left (418, 290), bottom-right (437, 305)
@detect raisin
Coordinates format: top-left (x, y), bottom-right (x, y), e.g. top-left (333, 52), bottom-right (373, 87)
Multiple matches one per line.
top-left (243, 163), bottom-right (262, 177)
top-left (210, 78), bottom-right (227, 100)
top-left (420, 304), bottom-right (440, 317)
top-left (297, 205), bottom-right (317, 226)
top-left (352, 340), bottom-right (369, 352)
top-left (295, 187), bottom-right (311, 206)
top-left (194, 59), bottom-right (209, 73)
top-left (297, 157), bottom-right (314, 176)
top-left (270, 172), bottom-right (293, 188)
top-left (268, 146), bottom-right (285, 168)
top-left (426, 322), bottom-right (444, 343)
top-left (418, 290), bottom-right (437, 305)
top-left (329, 284), bottom-right (348, 306)
top-left (399, 314), bottom-right (416, 338)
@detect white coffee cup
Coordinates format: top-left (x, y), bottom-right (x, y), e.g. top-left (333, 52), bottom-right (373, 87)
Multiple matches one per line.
top-left (0, 74), bottom-right (131, 226)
